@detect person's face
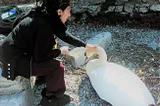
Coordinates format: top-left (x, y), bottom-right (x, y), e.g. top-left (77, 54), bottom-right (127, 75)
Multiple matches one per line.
top-left (57, 6), bottom-right (71, 24)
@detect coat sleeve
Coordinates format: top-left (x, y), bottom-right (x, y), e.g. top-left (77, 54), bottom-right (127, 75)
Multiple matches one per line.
top-left (33, 18), bottom-right (61, 62)
top-left (55, 30), bottom-right (87, 47)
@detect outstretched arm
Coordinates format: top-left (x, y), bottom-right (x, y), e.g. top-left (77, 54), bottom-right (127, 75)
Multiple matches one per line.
top-left (56, 30), bottom-right (86, 47)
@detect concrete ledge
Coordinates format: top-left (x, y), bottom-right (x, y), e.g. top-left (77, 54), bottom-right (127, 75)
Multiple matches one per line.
top-left (0, 91), bottom-right (25, 106)
top-left (0, 69), bottom-right (34, 106)
top-left (0, 77), bottom-right (24, 95)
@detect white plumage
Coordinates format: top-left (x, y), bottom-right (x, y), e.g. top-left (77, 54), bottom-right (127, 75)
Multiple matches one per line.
top-left (86, 46), bottom-right (155, 106)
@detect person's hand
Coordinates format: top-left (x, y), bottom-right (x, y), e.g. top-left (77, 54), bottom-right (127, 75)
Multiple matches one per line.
top-left (60, 46), bottom-right (69, 55)
top-left (85, 44), bottom-right (98, 52)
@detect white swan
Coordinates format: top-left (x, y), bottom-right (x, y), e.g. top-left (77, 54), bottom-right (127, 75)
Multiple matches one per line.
top-left (86, 46), bottom-right (156, 106)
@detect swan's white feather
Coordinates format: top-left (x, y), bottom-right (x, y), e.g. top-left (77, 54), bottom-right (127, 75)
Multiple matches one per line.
top-left (86, 46), bottom-right (155, 106)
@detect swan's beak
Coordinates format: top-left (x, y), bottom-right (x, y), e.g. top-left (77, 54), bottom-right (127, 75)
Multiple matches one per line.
top-left (84, 49), bottom-right (96, 60)
top-left (84, 52), bottom-right (88, 60)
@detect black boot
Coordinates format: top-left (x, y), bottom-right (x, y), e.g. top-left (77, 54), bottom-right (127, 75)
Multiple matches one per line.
top-left (38, 94), bottom-right (71, 106)
top-left (38, 89), bottom-right (71, 106)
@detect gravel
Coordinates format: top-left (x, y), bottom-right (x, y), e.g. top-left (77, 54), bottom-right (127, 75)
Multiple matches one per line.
top-left (33, 22), bottom-right (160, 106)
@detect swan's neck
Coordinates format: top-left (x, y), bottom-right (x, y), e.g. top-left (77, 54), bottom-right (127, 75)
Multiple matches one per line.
top-left (96, 47), bottom-right (107, 63)
top-left (87, 47), bottom-right (107, 71)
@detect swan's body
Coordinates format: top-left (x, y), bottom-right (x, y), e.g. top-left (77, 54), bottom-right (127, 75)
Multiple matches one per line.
top-left (86, 47), bottom-right (155, 106)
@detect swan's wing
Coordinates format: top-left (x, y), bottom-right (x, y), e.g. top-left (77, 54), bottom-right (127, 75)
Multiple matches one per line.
top-left (106, 63), bottom-right (155, 105)
top-left (87, 63), bottom-right (155, 106)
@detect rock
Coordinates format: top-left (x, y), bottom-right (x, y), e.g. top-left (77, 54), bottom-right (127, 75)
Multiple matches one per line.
top-left (139, 7), bottom-right (148, 13)
top-left (150, 4), bottom-right (160, 11)
top-left (124, 3), bottom-right (134, 13)
top-left (141, 0), bottom-right (147, 4)
top-left (72, 5), bottom-right (101, 16)
top-left (0, 34), bottom-right (6, 45)
top-left (17, 3), bottom-right (34, 12)
top-left (148, 40), bottom-right (159, 50)
top-left (105, 6), bottom-right (115, 13)
top-left (71, 0), bottom-right (105, 16)
top-left (72, 0), bottom-right (106, 7)
top-left (127, 62), bottom-right (135, 72)
top-left (87, 6), bottom-right (101, 16)
top-left (0, 68), bottom-right (34, 106)
top-left (0, 0), bottom-right (28, 4)
top-left (87, 32), bottom-right (112, 49)
top-left (116, 0), bottom-right (129, 5)
top-left (115, 6), bottom-right (123, 12)
top-left (71, 6), bottom-right (87, 14)
top-left (65, 47), bottom-right (91, 69)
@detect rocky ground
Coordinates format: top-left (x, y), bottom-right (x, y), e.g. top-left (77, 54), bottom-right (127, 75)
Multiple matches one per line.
top-left (33, 21), bottom-right (160, 106)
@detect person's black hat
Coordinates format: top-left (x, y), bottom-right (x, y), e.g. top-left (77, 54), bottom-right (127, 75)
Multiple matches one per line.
top-left (58, 0), bottom-right (71, 10)
top-left (42, 0), bottom-right (71, 10)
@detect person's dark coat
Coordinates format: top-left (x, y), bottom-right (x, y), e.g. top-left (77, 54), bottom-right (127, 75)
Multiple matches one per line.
top-left (1, 8), bottom-right (86, 80)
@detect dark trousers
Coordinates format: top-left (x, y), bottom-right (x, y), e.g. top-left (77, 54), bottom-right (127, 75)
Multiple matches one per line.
top-left (32, 59), bottom-right (66, 98)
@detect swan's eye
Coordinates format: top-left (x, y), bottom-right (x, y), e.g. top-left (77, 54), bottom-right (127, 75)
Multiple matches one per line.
top-left (84, 52), bottom-right (88, 60)
top-left (84, 52), bottom-right (87, 56)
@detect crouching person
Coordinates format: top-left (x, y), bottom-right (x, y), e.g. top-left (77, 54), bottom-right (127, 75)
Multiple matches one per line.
top-left (0, 0), bottom-right (97, 106)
